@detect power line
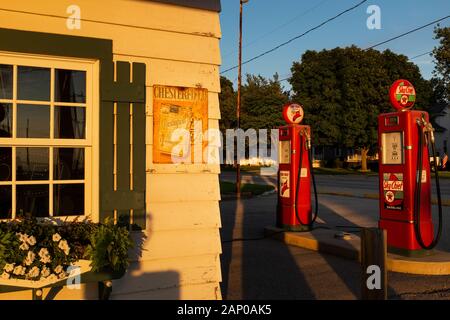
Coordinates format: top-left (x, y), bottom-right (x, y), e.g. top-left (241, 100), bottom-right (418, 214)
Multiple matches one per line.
top-left (365, 15), bottom-right (450, 50)
top-left (276, 16), bottom-right (449, 83)
top-left (220, 0), bottom-right (368, 74)
top-left (222, 0), bottom-right (330, 58)
top-left (409, 51), bottom-right (433, 60)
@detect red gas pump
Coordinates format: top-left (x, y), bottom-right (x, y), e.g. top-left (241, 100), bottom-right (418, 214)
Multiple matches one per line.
top-left (378, 80), bottom-right (443, 255)
top-left (277, 103), bottom-right (318, 231)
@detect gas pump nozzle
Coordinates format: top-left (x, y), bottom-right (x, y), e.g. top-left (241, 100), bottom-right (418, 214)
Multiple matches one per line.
top-left (417, 114), bottom-right (435, 145)
top-left (300, 129), bottom-right (312, 150)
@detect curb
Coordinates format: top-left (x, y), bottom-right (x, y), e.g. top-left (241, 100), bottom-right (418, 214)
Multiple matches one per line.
top-left (265, 226), bottom-right (450, 275)
top-left (317, 191), bottom-right (450, 207)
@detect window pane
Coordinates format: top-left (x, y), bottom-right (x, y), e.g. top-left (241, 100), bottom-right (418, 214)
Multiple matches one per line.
top-left (0, 103), bottom-right (12, 137)
top-left (18, 66), bottom-right (50, 101)
top-left (54, 148), bottom-right (84, 180)
top-left (16, 185), bottom-right (49, 218)
top-left (54, 184), bottom-right (84, 216)
top-left (55, 69), bottom-right (86, 103)
top-left (0, 147), bottom-right (12, 181)
top-left (16, 147), bottom-right (49, 181)
top-left (0, 65), bottom-right (13, 99)
top-left (0, 185), bottom-right (12, 219)
top-left (54, 106), bottom-right (85, 139)
top-left (17, 104), bottom-right (50, 138)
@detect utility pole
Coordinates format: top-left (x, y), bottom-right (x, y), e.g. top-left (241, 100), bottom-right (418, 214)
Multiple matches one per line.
top-left (236, 0), bottom-right (248, 197)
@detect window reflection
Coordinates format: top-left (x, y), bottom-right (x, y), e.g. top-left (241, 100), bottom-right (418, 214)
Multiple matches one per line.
top-left (18, 66), bottom-right (50, 101)
top-left (16, 147), bottom-right (49, 181)
top-left (0, 65), bottom-right (13, 100)
top-left (0, 103), bottom-right (12, 137)
top-left (0, 147), bottom-right (12, 181)
top-left (54, 148), bottom-right (84, 180)
top-left (54, 184), bottom-right (84, 216)
top-left (16, 185), bottom-right (49, 218)
top-left (0, 186), bottom-right (12, 219)
top-left (55, 69), bottom-right (86, 103)
top-left (55, 106), bottom-right (85, 139)
top-left (17, 104), bottom-right (50, 138)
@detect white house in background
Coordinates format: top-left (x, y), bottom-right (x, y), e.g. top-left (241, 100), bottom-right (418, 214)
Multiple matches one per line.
top-left (431, 105), bottom-right (450, 157)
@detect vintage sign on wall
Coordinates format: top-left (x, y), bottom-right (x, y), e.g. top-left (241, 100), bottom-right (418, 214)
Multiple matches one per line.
top-left (153, 85), bottom-right (208, 164)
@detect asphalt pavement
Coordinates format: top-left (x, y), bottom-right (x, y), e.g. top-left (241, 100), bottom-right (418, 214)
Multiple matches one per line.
top-left (219, 172), bottom-right (450, 300)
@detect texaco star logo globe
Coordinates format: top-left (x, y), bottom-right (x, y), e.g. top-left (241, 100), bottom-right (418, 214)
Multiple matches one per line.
top-left (389, 79), bottom-right (416, 111)
top-left (282, 103), bottom-right (304, 124)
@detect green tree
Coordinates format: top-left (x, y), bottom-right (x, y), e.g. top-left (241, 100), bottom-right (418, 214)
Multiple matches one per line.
top-left (218, 76), bottom-right (236, 131)
top-left (432, 26), bottom-right (450, 102)
top-left (241, 73), bottom-right (289, 130)
top-left (290, 46), bottom-right (432, 171)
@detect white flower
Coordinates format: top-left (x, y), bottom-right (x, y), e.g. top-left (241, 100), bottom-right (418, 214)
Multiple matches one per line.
top-left (41, 266), bottom-right (50, 278)
top-left (3, 263), bottom-right (15, 273)
top-left (52, 233), bottom-right (62, 242)
top-left (54, 265), bottom-right (64, 274)
top-left (16, 232), bottom-right (27, 243)
top-left (19, 242), bottom-right (29, 251)
top-left (38, 248), bottom-right (51, 264)
top-left (27, 266), bottom-right (40, 279)
top-left (24, 251), bottom-right (36, 266)
top-left (26, 236), bottom-right (36, 246)
top-left (1, 271), bottom-right (10, 279)
top-left (12, 265), bottom-right (25, 276)
top-left (58, 239), bottom-right (70, 255)
top-left (38, 248), bottom-right (49, 258)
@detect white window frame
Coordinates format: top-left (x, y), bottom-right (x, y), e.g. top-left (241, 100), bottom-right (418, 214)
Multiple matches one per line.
top-left (0, 52), bottom-right (99, 222)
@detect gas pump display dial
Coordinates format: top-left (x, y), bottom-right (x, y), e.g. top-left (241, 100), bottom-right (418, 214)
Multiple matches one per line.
top-left (279, 140), bottom-right (291, 164)
top-left (381, 132), bottom-right (403, 165)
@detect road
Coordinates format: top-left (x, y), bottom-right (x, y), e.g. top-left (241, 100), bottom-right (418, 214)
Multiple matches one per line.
top-left (220, 193), bottom-right (450, 300)
top-left (220, 171), bottom-right (450, 199)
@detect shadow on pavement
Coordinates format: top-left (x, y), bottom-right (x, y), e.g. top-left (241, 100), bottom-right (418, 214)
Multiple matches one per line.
top-left (220, 197), bottom-right (316, 299)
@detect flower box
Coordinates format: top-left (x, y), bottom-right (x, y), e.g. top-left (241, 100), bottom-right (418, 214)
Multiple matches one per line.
top-left (0, 218), bottom-right (133, 299)
top-left (0, 259), bottom-right (92, 290)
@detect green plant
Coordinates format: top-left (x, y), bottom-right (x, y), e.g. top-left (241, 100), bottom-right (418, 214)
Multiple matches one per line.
top-left (0, 218), bottom-right (134, 281)
top-left (84, 219), bottom-right (133, 273)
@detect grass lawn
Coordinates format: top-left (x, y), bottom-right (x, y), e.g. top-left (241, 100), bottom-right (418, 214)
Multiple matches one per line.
top-left (220, 181), bottom-right (275, 196)
top-left (220, 165), bottom-right (266, 173)
top-left (312, 167), bottom-right (378, 176)
top-left (436, 171), bottom-right (450, 179)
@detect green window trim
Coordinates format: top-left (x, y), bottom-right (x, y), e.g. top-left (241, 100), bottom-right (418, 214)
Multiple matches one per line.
top-left (0, 28), bottom-right (146, 229)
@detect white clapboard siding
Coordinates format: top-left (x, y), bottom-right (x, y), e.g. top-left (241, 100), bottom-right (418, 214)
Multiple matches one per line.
top-left (147, 173), bottom-right (221, 202)
top-left (111, 282), bottom-right (222, 300)
top-left (0, 10), bottom-right (221, 65)
top-left (145, 201), bottom-right (221, 232)
top-left (128, 228), bottom-right (222, 262)
top-left (111, 254), bottom-right (221, 295)
top-left (0, 0), bottom-right (221, 38)
top-left (113, 55), bottom-right (221, 92)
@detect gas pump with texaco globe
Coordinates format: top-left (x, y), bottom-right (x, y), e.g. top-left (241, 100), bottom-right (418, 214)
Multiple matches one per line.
top-left (277, 103), bottom-right (318, 231)
top-left (378, 79), bottom-right (443, 255)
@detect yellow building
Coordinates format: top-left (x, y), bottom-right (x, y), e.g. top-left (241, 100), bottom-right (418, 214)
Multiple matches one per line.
top-left (0, 0), bottom-right (223, 299)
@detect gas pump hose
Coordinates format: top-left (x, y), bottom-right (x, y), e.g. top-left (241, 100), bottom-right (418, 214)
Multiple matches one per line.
top-left (414, 120), bottom-right (443, 250)
top-left (294, 131), bottom-right (318, 228)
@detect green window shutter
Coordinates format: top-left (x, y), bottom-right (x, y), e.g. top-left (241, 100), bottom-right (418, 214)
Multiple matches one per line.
top-left (99, 61), bottom-right (147, 229)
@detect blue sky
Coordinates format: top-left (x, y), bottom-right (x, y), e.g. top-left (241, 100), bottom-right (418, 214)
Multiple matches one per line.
top-left (219, 0), bottom-right (450, 90)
